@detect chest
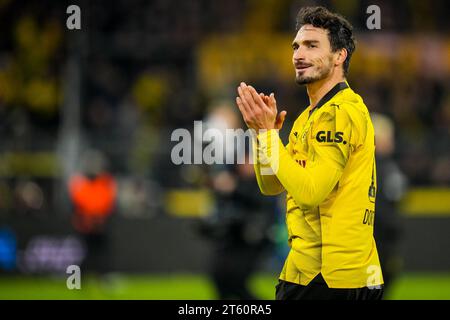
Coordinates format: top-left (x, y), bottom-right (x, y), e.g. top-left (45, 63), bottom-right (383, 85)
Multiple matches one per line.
top-left (289, 112), bottom-right (315, 162)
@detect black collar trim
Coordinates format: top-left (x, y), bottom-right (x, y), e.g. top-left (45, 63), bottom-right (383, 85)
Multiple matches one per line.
top-left (309, 82), bottom-right (348, 117)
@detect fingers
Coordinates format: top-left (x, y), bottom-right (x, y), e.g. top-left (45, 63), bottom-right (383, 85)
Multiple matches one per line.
top-left (236, 96), bottom-right (255, 129)
top-left (247, 85), bottom-right (271, 113)
top-left (237, 85), bottom-right (254, 119)
top-left (257, 91), bottom-right (278, 113)
top-left (236, 82), bottom-right (259, 128)
top-left (235, 96), bottom-right (246, 120)
top-left (275, 110), bottom-right (287, 130)
top-left (238, 83), bottom-right (256, 110)
top-left (236, 82), bottom-right (262, 126)
top-left (238, 83), bottom-right (268, 112)
top-left (261, 94), bottom-right (269, 106)
top-left (267, 93), bottom-right (277, 112)
top-left (235, 82), bottom-right (279, 130)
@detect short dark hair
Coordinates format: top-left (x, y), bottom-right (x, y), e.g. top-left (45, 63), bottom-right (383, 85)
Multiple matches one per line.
top-left (296, 6), bottom-right (356, 76)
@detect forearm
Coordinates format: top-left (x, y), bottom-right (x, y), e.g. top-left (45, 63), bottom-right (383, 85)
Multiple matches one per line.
top-left (253, 162), bottom-right (285, 195)
top-left (252, 137), bottom-right (285, 196)
top-left (257, 130), bottom-right (342, 209)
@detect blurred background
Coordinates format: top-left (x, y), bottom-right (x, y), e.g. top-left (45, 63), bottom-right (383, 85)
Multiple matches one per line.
top-left (0, 0), bottom-right (449, 299)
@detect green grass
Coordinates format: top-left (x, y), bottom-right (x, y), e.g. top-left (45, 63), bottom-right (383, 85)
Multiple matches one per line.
top-left (383, 273), bottom-right (450, 300)
top-left (0, 272), bottom-right (449, 300)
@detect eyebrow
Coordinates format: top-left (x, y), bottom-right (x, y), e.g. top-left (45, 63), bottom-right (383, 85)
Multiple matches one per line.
top-left (292, 39), bottom-right (320, 47)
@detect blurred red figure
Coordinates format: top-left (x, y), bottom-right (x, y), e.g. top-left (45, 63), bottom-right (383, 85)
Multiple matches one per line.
top-left (69, 172), bottom-right (117, 234)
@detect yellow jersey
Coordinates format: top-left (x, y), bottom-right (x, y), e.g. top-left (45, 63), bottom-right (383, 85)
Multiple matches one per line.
top-left (253, 82), bottom-right (383, 289)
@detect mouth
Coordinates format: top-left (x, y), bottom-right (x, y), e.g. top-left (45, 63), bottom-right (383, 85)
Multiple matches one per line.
top-left (295, 63), bottom-right (312, 72)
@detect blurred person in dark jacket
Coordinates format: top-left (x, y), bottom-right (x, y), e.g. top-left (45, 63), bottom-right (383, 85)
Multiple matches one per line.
top-left (206, 159), bottom-right (277, 300)
top-left (372, 113), bottom-right (408, 294)
top-left (198, 103), bottom-right (277, 300)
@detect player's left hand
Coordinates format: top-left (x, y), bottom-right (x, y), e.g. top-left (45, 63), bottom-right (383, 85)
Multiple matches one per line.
top-left (236, 82), bottom-right (278, 131)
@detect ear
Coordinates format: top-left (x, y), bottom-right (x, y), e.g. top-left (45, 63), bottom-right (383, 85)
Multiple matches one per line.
top-left (335, 48), bottom-right (348, 67)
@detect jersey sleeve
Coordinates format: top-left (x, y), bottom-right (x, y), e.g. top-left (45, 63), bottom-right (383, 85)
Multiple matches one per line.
top-left (255, 105), bottom-right (356, 209)
top-left (252, 135), bottom-right (285, 195)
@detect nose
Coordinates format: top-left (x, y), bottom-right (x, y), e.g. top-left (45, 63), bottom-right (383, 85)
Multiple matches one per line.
top-left (293, 46), bottom-right (305, 62)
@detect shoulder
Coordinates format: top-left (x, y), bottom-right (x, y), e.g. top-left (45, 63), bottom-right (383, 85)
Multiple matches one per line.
top-left (323, 89), bottom-right (370, 131)
top-left (335, 88), bottom-right (370, 122)
top-left (314, 88), bottom-right (371, 147)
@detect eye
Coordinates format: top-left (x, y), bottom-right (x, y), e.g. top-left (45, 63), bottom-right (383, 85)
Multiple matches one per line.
top-left (308, 44), bottom-right (317, 48)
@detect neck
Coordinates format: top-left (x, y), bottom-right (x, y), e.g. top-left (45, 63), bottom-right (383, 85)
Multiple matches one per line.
top-left (307, 71), bottom-right (346, 108)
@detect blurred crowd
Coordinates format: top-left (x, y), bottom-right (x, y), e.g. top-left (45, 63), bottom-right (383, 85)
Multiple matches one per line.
top-left (1, 0), bottom-right (448, 187)
top-left (0, 0), bottom-right (448, 288)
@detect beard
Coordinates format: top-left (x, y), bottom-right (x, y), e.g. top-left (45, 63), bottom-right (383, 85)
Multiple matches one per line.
top-left (295, 59), bottom-right (334, 85)
top-left (295, 75), bottom-right (318, 85)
